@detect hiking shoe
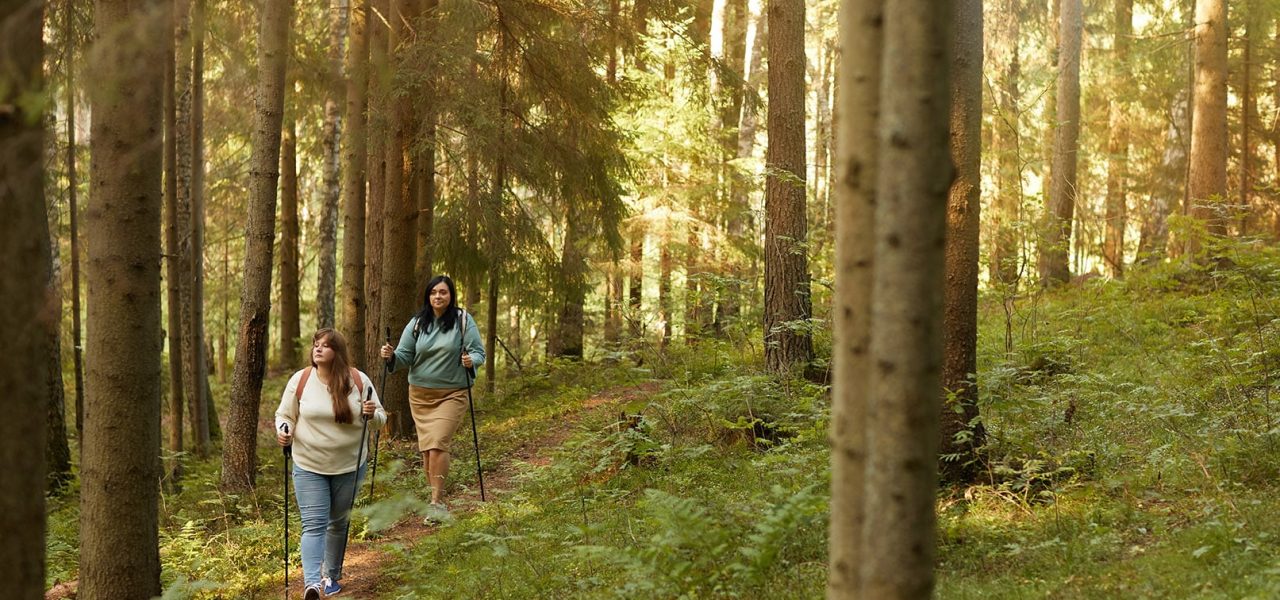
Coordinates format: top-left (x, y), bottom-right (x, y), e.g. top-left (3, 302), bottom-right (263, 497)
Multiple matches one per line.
top-left (303, 583), bottom-right (322, 600)
top-left (322, 576), bottom-right (342, 596)
top-left (423, 502), bottom-right (452, 524)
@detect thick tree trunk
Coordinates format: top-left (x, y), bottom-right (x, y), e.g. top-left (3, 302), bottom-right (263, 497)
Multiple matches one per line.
top-left (763, 0), bottom-right (812, 374)
top-left (81, 0), bottom-right (165, 594)
top-left (381, 0), bottom-right (420, 439)
top-left (862, 0), bottom-right (951, 595)
top-left (163, 10), bottom-right (186, 485)
top-left (317, 0), bottom-right (347, 330)
top-left (1103, 0), bottom-right (1132, 276)
top-left (1039, 0), bottom-right (1081, 285)
top-left (279, 120), bottom-right (301, 367)
top-left (1186, 0), bottom-right (1228, 254)
top-left (2, 2), bottom-right (52, 592)
top-left (342, 0), bottom-right (370, 366)
top-left (826, 0), bottom-right (879, 595)
top-left (416, 0), bottom-right (439, 285)
top-left (941, 0), bottom-right (985, 485)
top-left (222, 0), bottom-right (292, 491)
top-left (364, 0), bottom-right (389, 375)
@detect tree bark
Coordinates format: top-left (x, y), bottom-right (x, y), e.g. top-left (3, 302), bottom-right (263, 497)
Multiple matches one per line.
top-left (2, 2), bottom-right (52, 592)
top-left (721, 0), bottom-right (763, 326)
top-left (862, 0), bottom-right (951, 595)
top-left (65, 0), bottom-right (86, 442)
top-left (989, 0), bottom-right (1022, 286)
top-left (1237, 0), bottom-right (1256, 235)
top-left (190, 0), bottom-right (211, 449)
top-left (1187, 0), bottom-right (1228, 254)
top-left (1039, 0), bottom-right (1081, 285)
top-left (551, 208), bottom-right (588, 358)
top-left (764, 0), bottom-right (812, 374)
top-left (941, 0), bottom-right (985, 485)
top-left (627, 223), bottom-right (645, 338)
top-left (1103, 0), bottom-right (1132, 276)
top-left (222, 0), bottom-right (292, 491)
top-left (279, 120), bottom-right (301, 367)
top-left (826, 0), bottom-right (879, 594)
top-left (45, 213), bottom-right (72, 491)
top-left (365, 0), bottom-right (389, 375)
top-left (342, 0), bottom-right (370, 366)
top-left (381, 0), bottom-right (420, 439)
top-left (163, 4), bottom-right (186, 485)
top-left (659, 227), bottom-right (673, 348)
top-left (318, 0), bottom-right (347, 330)
top-left (81, 0), bottom-right (165, 594)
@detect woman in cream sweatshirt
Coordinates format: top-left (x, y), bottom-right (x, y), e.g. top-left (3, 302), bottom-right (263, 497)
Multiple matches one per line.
top-left (276, 328), bottom-right (386, 600)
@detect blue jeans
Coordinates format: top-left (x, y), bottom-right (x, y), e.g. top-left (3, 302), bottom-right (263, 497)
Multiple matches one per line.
top-left (292, 462), bottom-right (366, 586)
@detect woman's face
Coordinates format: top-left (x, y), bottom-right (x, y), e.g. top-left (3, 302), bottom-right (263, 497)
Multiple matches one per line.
top-left (312, 336), bottom-right (336, 366)
top-left (429, 281), bottom-right (451, 312)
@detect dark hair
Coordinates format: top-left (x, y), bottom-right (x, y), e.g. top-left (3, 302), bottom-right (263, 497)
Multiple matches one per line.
top-left (311, 329), bottom-right (355, 424)
top-left (413, 275), bottom-right (460, 336)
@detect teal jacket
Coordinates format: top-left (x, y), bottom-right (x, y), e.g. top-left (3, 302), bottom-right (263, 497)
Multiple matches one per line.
top-left (390, 309), bottom-right (486, 389)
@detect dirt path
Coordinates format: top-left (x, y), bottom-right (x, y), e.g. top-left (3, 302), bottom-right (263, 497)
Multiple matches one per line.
top-left (271, 382), bottom-right (655, 599)
top-left (46, 383), bottom-right (655, 600)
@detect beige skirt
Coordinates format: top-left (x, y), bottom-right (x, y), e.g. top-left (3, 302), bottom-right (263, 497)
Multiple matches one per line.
top-left (408, 385), bottom-right (469, 452)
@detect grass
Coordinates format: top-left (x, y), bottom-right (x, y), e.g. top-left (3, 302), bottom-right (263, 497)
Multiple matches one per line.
top-left (45, 242), bottom-right (1280, 598)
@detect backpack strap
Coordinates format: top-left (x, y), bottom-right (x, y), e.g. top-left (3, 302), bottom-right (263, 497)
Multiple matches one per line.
top-left (350, 367), bottom-right (365, 397)
top-left (296, 367), bottom-right (313, 403)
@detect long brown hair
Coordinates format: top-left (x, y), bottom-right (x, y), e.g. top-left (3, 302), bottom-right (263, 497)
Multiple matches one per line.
top-left (312, 328), bottom-right (355, 424)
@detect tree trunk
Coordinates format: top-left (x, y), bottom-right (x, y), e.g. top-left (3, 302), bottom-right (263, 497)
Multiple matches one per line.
top-left (2, 2), bottom-right (52, 591)
top-left (365, 0), bottom-right (389, 375)
top-left (826, 0), bottom-right (879, 594)
top-left (721, 0), bottom-right (763, 326)
top-left (416, 0), bottom-right (439, 286)
top-left (1237, 0), bottom-right (1256, 235)
top-left (342, 0), bottom-right (370, 366)
top-left (65, 0), bottom-right (86, 442)
top-left (1138, 96), bottom-right (1187, 262)
top-left (81, 0), bottom-right (165, 594)
top-left (279, 120), bottom-right (301, 367)
top-left (659, 227), bottom-right (673, 348)
top-left (317, 0), bottom-right (347, 330)
top-left (551, 208), bottom-right (588, 358)
top-left (222, 0), bottom-right (292, 491)
top-left (862, 0), bottom-right (951, 595)
top-left (628, 223), bottom-right (645, 339)
top-left (381, 0), bottom-right (421, 440)
top-left (1039, 0), bottom-right (1081, 285)
top-left (1186, 0), bottom-right (1228, 254)
top-left (763, 0), bottom-right (812, 374)
top-left (163, 7), bottom-right (186, 486)
top-left (1103, 0), bottom-right (1132, 276)
top-left (190, 0), bottom-right (211, 448)
top-left (941, 0), bottom-right (985, 485)
top-left (486, 268), bottom-right (499, 394)
top-left (45, 225), bottom-right (72, 491)
top-left (989, 0), bottom-right (1022, 286)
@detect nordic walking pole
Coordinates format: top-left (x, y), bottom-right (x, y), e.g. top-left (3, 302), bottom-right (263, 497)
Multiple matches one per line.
top-left (460, 310), bottom-right (486, 501)
top-left (368, 327), bottom-right (393, 504)
top-left (281, 423), bottom-right (292, 599)
top-left (350, 386), bottom-right (372, 520)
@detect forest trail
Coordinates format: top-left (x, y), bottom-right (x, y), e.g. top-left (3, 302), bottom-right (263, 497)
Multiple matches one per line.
top-left (278, 381), bottom-right (657, 599)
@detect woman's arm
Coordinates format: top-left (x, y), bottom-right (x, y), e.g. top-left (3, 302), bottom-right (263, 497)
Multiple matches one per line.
top-left (274, 370), bottom-right (303, 437)
top-left (392, 319), bottom-right (417, 372)
top-left (463, 313), bottom-right (487, 368)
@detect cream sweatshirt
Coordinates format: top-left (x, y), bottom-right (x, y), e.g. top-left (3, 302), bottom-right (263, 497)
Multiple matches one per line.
top-left (274, 368), bottom-right (387, 475)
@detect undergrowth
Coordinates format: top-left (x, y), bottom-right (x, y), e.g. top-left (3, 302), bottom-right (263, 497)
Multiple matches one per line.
top-left (45, 241), bottom-right (1280, 598)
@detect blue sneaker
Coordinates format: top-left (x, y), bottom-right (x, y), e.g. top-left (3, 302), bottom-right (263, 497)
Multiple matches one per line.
top-left (322, 576), bottom-right (342, 596)
top-left (303, 583), bottom-right (322, 600)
